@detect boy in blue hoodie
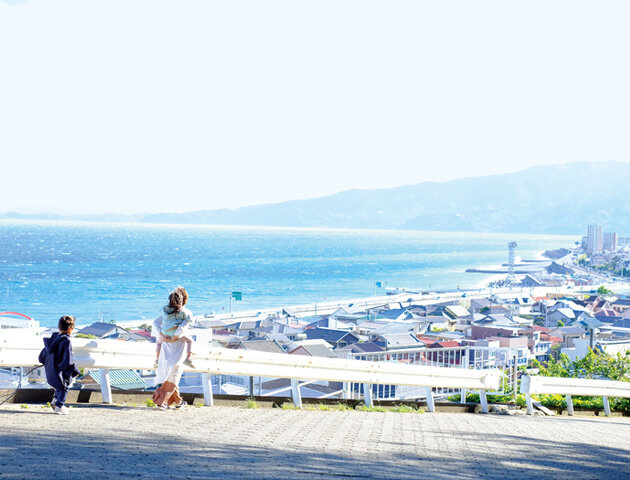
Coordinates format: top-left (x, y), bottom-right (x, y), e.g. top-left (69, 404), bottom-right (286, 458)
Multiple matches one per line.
top-left (38, 315), bottom-right (81, 415)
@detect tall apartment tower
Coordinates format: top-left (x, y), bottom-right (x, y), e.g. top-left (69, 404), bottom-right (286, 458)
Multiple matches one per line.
top-left (603, 232), bottom-right (618, 252)
top-left (587, 225), bottom-right (602, 254)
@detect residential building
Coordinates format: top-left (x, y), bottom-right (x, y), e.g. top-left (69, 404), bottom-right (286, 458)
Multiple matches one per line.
top-left (545, 307), bottom-right (576, 328)
top-left (289, 343), bottom-right (337, 358)
top-left (587, 224), bottom-right (602, 254)
top-left (304, 327), bottom-right (360, 349)
top-left (77, 322), bottom-right (131, 339)
top-left (373, 333), bottom-right (423, 350)
top-left (603, 232), bottom-right (618, 252)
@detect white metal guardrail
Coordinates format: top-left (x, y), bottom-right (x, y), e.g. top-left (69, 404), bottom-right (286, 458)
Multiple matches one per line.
top-left (520, 375), bottom-right (630, 416)
top-left (351, 346), bottom-right (522, 402)
top-left (0, 333), bottom-right (501, 412)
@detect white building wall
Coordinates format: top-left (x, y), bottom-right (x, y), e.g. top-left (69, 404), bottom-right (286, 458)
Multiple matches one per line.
top-left (587, 225), bottom-right (602, 254)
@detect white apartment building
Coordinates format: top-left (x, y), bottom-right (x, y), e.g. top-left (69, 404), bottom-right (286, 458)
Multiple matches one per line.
top-left (587, 224), bottom-right (602, 254)
top-left (603, 232), bottom-right (617, 251)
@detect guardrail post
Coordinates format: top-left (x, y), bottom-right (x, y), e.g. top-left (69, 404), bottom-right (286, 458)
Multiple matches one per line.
top-left (363, 383), bottom-right (373, 407)
top-left (525, 393), bottom-right (533, 415)
top-left (425, 387), bottom-right (435, 412)
top-left (603, 396), bottom-right (611, 417)
top-left (460, 388), bottom-right (467, 404)
top-left (565, 395), bottom-right (573, 416)
top-left (99, 368), bottom-right (112, 404)
top-left (479, 389), bottom-right (488, 414)
top-left (291, 379), bottom-right (302, 409)
top-left (202, 373), bottom-right (214, 406)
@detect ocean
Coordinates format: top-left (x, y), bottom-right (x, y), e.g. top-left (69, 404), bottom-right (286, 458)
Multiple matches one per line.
top-left (0, 220), bottom-right (574, 327)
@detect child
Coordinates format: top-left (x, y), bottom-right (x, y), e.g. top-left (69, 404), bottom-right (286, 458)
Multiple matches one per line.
top-left (38, 315), bottom-right (81, 415)
top-left (153, 287), bottom-right (196, 369)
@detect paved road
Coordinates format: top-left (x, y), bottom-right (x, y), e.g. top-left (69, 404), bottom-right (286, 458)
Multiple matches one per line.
top-left (0, 405), bottom-right (629, 479)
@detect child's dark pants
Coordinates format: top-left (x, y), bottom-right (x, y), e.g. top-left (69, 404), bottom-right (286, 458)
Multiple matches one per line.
top-left (54, 386), bottom-right (68, 408)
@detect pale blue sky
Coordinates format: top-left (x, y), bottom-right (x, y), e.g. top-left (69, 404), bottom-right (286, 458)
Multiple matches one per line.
top-left (1, 1), bottom-right (629, 214)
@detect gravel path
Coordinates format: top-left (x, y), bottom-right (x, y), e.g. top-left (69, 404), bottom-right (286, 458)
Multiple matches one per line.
top-left (0, 405), bottom-right (629, 479)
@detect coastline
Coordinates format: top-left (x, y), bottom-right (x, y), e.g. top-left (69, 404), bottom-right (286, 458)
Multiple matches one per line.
top-left (0, 222), bottom-right (575, 326)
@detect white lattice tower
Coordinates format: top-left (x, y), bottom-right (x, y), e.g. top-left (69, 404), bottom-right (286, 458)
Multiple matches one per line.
top-left (508, 241), bottom-right (517, 282)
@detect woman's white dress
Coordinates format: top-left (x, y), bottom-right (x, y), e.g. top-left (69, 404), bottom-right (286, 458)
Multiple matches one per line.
top-left (156, 339), bottom-right (186, 385)
top-left (153, 310), bottom-right (191, 386)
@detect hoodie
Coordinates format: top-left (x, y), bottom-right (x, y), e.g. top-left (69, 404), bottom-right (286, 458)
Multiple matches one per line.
top-left (38, 332), bottom-right (80, 391)
top-left (155, 306), bottom-right (193, 339)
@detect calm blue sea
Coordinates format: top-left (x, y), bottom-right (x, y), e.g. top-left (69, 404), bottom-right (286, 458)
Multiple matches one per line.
top-left (0, 220), bottom-right (575, 327)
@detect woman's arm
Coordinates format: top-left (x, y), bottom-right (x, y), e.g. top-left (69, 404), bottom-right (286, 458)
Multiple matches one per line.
top-left (153, 315), bottom-right (164, 340)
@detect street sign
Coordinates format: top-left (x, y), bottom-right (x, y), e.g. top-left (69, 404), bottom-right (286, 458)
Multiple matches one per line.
top-left (231, 291), bottom-right (242, 301)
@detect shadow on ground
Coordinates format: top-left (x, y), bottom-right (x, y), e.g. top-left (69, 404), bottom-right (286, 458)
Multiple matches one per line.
top-left (0, 410), bottom-right (628, 480)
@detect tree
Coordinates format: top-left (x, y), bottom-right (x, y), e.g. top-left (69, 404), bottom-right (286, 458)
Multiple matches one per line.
top-left (532, 349), bottom-right (630, 381)
top-left (597, 285), bottom-right (613, 295)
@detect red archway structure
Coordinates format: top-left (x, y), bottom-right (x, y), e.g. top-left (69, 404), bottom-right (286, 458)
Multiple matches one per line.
top-left (0, 312), bottom-right (33, 321)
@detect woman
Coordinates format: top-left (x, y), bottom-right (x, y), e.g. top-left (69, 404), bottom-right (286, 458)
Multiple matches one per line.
top-left (152, 289), bottom-right (192, 410)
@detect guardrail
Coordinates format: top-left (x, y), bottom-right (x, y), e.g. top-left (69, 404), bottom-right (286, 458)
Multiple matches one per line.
top-left (520, 375), bottom-right (630, 416)
top-left (351, 345), bottom-right (522, 402)
top-left (0, 333), bottom-right (501, 412)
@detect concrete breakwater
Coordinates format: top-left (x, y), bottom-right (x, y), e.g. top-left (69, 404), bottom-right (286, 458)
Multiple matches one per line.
top-left (465, 268), bottom-right (540, 274)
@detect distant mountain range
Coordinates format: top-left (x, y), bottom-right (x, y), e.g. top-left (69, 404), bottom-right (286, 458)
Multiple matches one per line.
top-left (3, 161), bottom-right (629, 235)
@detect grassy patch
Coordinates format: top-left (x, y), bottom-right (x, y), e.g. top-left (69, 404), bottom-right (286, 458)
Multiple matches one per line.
top-left (282, 402), bottom-right (354, 411)
top-left (245, 397), bottom-right (259, 409)
top-left (333, 402), bottom-right (353, 411)
top-left (279, 402), bottom-right (426, 413)
top-left (311, 403), bottom-right (353, 411)
top-left (356, 404), bottom-right (387, 412)
top-left (389, 404), bottom-right (425, 413)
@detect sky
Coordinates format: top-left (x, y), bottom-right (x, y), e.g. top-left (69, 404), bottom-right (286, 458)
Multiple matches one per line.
top-left (1, 1), bottom-right (629, 215)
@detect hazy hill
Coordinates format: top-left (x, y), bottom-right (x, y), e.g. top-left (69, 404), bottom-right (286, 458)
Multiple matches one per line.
top-left (3, 162), bottom-right (629, 234)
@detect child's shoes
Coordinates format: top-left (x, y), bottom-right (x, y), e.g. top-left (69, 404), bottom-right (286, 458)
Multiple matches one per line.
top-left (183, 358), bottom-right (196, 369)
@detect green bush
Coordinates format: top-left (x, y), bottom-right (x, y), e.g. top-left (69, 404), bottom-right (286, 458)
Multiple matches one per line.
top-left (448, 393), bottom-right (510, 404)
top-left (527, 350), bottom-right (630, 413)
